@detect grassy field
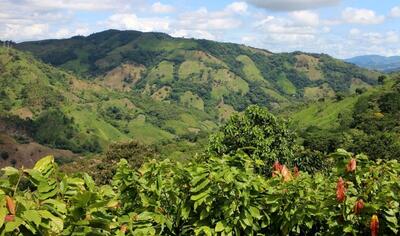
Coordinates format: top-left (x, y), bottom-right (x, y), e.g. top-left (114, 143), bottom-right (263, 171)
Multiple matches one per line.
top-left (276, 74), bottom-right (297, 95)
top-left (290, 83), bottom-right (389, 129)
top-left (236, 55), bottom-right (264, 82)
top-left (147, 61), bottom-right (174, 83)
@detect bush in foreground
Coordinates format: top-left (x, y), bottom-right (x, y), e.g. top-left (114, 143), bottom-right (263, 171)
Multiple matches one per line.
top-left (0, 149), bottom-right (399, 235)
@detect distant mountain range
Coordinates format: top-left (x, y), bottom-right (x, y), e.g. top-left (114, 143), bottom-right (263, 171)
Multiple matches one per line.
top-left (345, 55), bottom-right (400, 72)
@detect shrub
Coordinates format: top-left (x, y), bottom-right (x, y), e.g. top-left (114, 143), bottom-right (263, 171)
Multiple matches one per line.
top-left (207, 105), bottom-right (297, 174)
top-left (90, 140), bottom-right (158, 184)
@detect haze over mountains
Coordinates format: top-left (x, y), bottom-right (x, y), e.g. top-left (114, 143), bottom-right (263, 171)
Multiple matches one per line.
top-left (346, 55), bottom-right (400, 72)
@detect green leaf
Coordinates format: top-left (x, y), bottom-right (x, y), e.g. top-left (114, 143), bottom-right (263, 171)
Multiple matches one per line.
top-left (83, 173), bottom-right (95, 192)
top-left (25, 169), bottom-right (46, 185)
top-left (249, 206), bottom-right (261, 219)
top-left (33, 155), bottom-right (55, 177)
top-left (215, 221), bottom-right (225, 232)
top-left (195, 226), bottom-right (212, 236)
top-left (0, 206), bottom-right (7, 228)
top-left (38, 210), bottom-right (63, 233)
top-left (4, 217), bottom-right (23, 233)
top-left (190, 189), bottom-right (210, 201)
top-left (22, 210), bottom-right (42, 226)
top-left (1, 167), bottom-right (19, 176)
top-left (190, 179), bottom-right (210, 193)
top-left (41, 199), bottom-right (67, 215)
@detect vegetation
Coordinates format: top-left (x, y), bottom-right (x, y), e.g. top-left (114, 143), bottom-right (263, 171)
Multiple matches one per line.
top-left (15, 30), bottom-right (379, 114)
top-left (0, 142), bottom-right (399, 235)
top-left (0, 30), bottom-right (399, 235)
top-left (296, 77), bottom-right (400, 161)
top-left (208, 105), bottom-right (297, 174)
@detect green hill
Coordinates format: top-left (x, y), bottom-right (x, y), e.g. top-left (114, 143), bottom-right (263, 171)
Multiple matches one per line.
top-left (0, 30), bottom-right (387, 164)
top-left (290, 74), bottom-right (400, 159)
top-left (17, 30), bottom-right (380, 114)
top-left (0, 46), bottom-right (217, 164)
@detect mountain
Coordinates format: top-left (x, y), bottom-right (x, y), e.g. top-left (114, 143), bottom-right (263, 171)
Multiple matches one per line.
top-left (0, 46), bottom-right (217, 165)
top-left (0, 29), bottom-right (384, 164)
top-left (17, 30), bottom-right (380, 113)
top-left (345, 55), bottom-right (400, 72)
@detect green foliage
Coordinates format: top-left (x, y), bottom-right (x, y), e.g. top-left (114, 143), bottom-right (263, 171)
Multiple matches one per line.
top-left (15, 30), bottom-right (379, 115)
top-left (33, 108), bottom-right (101, 153)
top-left (33, 109), bottom-right (77, 149)
top-left (207, 105), bottom-right (297, 174)
top-left (92, 140), bottom-right (159, 184)
top-left (1, 149), bottom-right (400, 235)
top-left (298, 76), bottom-right (400, 161)
top-left (0, 156), bottom-right (117, 235)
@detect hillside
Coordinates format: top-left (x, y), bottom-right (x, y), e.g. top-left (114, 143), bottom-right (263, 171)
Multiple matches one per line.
top-left (17, 30), bottom-right (380, 114)
top-left (346, 55), bottom-right (400, 72)
top-left (0, 46), bottom-right (218, 165)
top-left (290, 74), bottom-right (400, 159)
top-left (1, 30), bottom-right (387, 165)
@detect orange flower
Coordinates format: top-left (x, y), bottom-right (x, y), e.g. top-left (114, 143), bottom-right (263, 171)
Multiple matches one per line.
top-left (5, 196), bottom-right (15, 215)
top-left (354, 199), bottom-right (365, 214)
top-left (336, 177), bottom-right (346, 202)
top-left (293, 166), bottom-right (300, 177)
top-left (370, 214), bottom-right (379, 236)
top-left (281, 165), bottom-right (292, 182)
top-left (346, 158), bottom-right (357, 172)
top-left (120, 224), bottom-right (128, 233)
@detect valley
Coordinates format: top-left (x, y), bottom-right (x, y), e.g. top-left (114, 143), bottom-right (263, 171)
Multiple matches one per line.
top-left (0, 29), bottom-right (399, 235)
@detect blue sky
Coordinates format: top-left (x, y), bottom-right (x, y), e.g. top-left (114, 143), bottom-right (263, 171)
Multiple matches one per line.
top-left (1, 0), bottom-right (400, 58)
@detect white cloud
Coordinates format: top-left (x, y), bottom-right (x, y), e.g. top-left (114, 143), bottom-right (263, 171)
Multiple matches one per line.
top-left (342, 8), bottom-right (385, 25)
top-left (151, 2), bottom-right (175, 14)
top-left (246, 0), bottom-right (340, 11)
top-left (390, 6), bottom-right (400, 18)
top-left (289, 10), bottom-right (320, 26)
top-left (103, 14), bottom-right (170, 32)
top-left (343, 30), bottom-right (400, 57)
top-left (2, 23), bottom-right (49, 40)
top-left (53, 27), bottom-right (90, 38)
top-left (177, 8), bottom-right (242, 31)
top-left (171, 3), bottom-right (249, 40)
top-left (226, 2), bottom-right (248, 14)
top-left (14, 0), bottom-right (142, 12)
top-left (256, 16), bottom-right (317, 36)
top-left (171, 29), bottom-right (216, 40)
top-left (349, 28), bottom-right (361, 36)
top-left (349, 29), bottom-right (399, 45)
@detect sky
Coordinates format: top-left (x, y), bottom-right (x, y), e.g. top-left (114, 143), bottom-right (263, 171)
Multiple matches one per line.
top-left (1, 0), bottom-right (400, 58)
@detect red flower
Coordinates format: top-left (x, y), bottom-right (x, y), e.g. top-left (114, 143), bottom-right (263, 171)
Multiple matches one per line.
top-left (273, 161), bottom-right (283, 171)
top-left (5, 196), bottom-right (15, 215)
top-left (346, 158), bottom-right (357, 172)
top-left (354, 199), bottom-right (365, 214)
top-left (370, 214), bottom-right (379, 236)
top-left (336, 177), bottom-right (346, 202)
top-left (4, 214), bottom-right (14, 222)
top-left (293, 166), bottom-right (300, 177)
top-left (272, 161), bottom-right (283, 177)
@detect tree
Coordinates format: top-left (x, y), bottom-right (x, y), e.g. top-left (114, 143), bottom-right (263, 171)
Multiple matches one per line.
top-left (207, 105), bottom-right (297, 174)
top-left (92, 140), bottom-right (159, 184)
top-left (378, 75), bottom-right (387, 84)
